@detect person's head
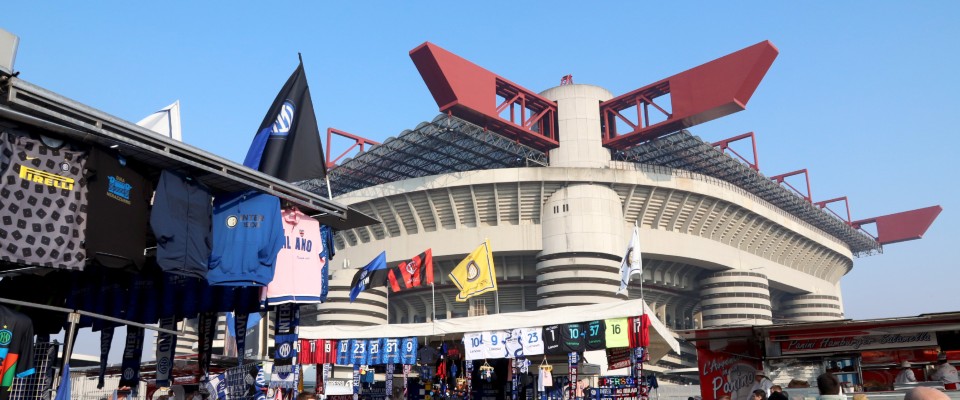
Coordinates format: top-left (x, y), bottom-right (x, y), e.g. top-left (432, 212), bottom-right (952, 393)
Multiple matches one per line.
top-left (771, 385), bottom-right (782, 393)
top-left (755, 371), bottom-right (767, 382)
top-left (769, 392), bottom-right (788, 400)
top-left (816, 373), bottom-right (840, 396)
top-left (296, 392), bottom-right (317, 400)
top-left (904, 387), bottom-right (950, 400)
top-left (718, 396), bottom-right (731, 400)
top-left (752, 389), bottom-right (767, 400)
top-left (901, 360), bottom-right (912, 369)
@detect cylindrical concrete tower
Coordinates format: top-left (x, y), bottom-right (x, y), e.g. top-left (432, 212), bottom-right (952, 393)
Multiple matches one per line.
top-left (699, 271), bottom-right (773, 327)
top-left (541, 84), bottom-right (613, 168)
top-left (313, 268), bottom-right (388, 326)
top-left (535, 84), bottom-right (623, 309)
top-left (781, 294), bottom-right (843, 322)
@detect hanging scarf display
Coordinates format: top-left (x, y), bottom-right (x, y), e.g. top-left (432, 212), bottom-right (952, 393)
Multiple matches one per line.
top-left (198, 312), bottom-right (218, 375)
top-left (156, 316), bottom-right (178, 388)
top-left (385, 363), bottom-right (394, 397)
top-left (273, 304), bottom-right (300, 367)
top-left (234, 312), bottom-right (250, 364)
top-left (118, 326), bottom-right (145, 393)
top-left (96, 326), bottom-right (114, 389)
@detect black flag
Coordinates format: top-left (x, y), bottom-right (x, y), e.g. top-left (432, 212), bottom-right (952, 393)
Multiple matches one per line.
top-left (243, 58), bottom-right (327, 182)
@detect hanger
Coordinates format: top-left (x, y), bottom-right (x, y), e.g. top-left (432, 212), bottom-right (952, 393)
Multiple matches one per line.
top-left (540, 356), bottom-right (553, 372)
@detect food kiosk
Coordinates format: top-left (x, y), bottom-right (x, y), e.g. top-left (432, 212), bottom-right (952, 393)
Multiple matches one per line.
top-left (679, 312), bottom-right (960, 400)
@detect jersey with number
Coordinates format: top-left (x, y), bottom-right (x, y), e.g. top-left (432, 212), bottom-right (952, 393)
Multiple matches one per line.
top-left (560, 323), bottom-right (585, 353)
top-left (351, 339), bottom-right (369, 365)
top-left (336, 339), bottom-right (352, 365)
top-left (382, 338), bottom-right (401, 364)
top-left (368, 338), bottom-right (384, 365)
top-left (400, 337), bottom-right (418, 365)
top-left (299, 339), bottom-right (318, 364)
top-left (319, 339), bottom-right (338, 364)
top-left (584, 320), bottom-right (606, 351)
top-left (543, 325), bottom-right (564, 355)
top-left (463, 332), bottom-right (484, 361)
top-left (629, 315), bottom-right (651, 348)
top-left (604, 318), bottom-right (630, 348)
top-left (519, 327), bottom-right (545, 356)
top-left (482, 331), bottom-right (507, 359)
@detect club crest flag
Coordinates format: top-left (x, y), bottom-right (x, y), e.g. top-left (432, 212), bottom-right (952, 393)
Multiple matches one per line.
top-left (387, 249), bottom-right (434, 292)
top-left (616, 224), bottom-right (642, 296)
top-left (448, 240), bottom-right (497, 302)
top-left (243, 59), bottom-right (327, 182)
top-left (349, 251), bottom-right (388, 302)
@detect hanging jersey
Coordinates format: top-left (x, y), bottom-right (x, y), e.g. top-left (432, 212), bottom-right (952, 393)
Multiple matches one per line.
top-left (151, 170), bottom-right (213, 279)
top-left (604, 318), bottom-right (630, 348)
top-left (482, 331), bottom-right (507, 359)
top-left (84, 147), bottom-right (152, 270)
top-left (504, 329), bottom-right (523, 359)
top-left (400, 337), bottom-right (418, 365)
top-left (350, 339), bottom-right (368, 365)
top-left (263, 207), bottom-right (326, 304)
top-left (629, 315), bottom-right (651, 348)
top-left (0, 305), bottom-right (35, 394)
top-left (336, 340), bottom-right (352, 365)
top-left (584, 320), bottom-right (606, 351)
top-left (519, 327), bottom-right (545, 357)
top-left (208, 191), bottom-right (284, 286)
top-left (560, 323), bottom-right (585, 353)
top-left (382, 338), bottom-right (401, 365)
top-left (368, 338), bottom-right (385, 365)
top-left (463, 332), bottom-right (484, 361)
top-left (299, 340), bottom-right (318, 365)
top-left (0, 130), bottom-right (88, 270)
top-left (543, 325), bottom-right (564, 355)
top-left (318, 339), bottom-right (338, 364)
top-left (319, 225), bottom-right (335, 302)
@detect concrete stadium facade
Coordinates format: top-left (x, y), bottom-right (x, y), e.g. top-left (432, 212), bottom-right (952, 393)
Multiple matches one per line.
top-left (304, 83), bottom-right (856, 375)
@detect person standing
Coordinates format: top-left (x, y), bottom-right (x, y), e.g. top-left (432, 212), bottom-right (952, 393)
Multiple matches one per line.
top-left (751, 371), bottom-right (774, 398)
top-left (930, 354), bottom-right (959, 390)
top-left (896, 360), bottom-right (918, 385)
top-left (816, 373), bottom-right (843, 400)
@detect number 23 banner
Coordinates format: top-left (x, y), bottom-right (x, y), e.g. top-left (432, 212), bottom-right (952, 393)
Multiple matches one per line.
top-left (464, 327), bottom-right (545, 360)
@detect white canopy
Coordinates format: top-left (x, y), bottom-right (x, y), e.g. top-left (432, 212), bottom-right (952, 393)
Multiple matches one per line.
top-left (300, 299), bottom-right (681, 362)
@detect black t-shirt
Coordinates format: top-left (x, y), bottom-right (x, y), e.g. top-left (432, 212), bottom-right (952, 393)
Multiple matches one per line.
top-left (560, 323), bottom-right (585, 353)
top-left (84, 147), bottom-right (153, 269)
top-left (0, 304), bottom-right (35, 396)
top-left (584, 320), bottom-right (606, 351)
top-left (543, 325), bottom-right (564, 355)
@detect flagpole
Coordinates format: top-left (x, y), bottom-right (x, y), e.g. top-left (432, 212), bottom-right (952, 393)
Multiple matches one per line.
top-left (431, 282), bottom-right (436, 322)
top-left (325, 175), bottom-right (333, 200)
top-left (386, 286), bottom-right (390, 323)
top-left (487, 240), bottom-right (500, 314)
top-left (636, 220), bottom-right (645, 316)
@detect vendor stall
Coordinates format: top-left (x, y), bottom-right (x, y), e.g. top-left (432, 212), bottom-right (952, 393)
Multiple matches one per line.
top-left (679, 312), bottom-right (960, 400)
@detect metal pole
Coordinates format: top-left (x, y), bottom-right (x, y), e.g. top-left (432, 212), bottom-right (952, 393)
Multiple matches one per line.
top-left (431, 283), bottom-right (436, 322)
top-left (0, 297), bottom-right (179, 335)
top-left (325, 175), bottom-right (333, 200)
top-left (55, 311), bottom-right (80, 393)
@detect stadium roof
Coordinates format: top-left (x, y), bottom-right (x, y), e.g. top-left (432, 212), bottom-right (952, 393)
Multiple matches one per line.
top-left (303, 115), bottom-right (880, 255)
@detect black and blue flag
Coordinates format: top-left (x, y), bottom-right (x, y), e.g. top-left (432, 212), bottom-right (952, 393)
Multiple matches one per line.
top-left (243, 59), bottom-right (327, 182)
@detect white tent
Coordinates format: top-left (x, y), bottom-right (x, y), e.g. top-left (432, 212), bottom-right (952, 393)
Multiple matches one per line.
top-left (137, 100), bottom-right (182, 141)
top-left (300, 299), bottom-right (681, 362)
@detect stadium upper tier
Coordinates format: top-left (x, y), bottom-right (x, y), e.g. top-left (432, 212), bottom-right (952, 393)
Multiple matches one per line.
top-left (301, 114), bottom-right (880, 255)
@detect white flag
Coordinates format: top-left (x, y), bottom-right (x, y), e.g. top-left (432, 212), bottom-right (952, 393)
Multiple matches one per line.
top-left (137, 100), bottom-right (182, 141)
top-left (616, 224), bottom-right (642, 295)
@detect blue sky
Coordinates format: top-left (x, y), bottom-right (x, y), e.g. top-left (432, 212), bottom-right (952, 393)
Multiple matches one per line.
top-left (4, 2), bottom-right (957, 359)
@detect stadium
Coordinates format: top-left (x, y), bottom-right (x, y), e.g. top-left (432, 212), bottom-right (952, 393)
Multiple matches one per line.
top-left (299, 41), bottom-right (941, 381)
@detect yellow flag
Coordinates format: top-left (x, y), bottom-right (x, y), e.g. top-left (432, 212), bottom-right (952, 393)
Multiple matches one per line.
top-left (448, 240), bottom-right (498, 302)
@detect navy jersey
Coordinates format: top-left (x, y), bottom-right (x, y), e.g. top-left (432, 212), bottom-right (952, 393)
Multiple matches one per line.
top-left (400, 337), bottom-right (418, 365)
top-left (560, 323), bottom-right (585, 353)
top-left (584, 320), bottom-right (606, 351)
top-left (150, 170), bottom-right (212, 279)
top-left (543, 325), bottom-right (564, 355)
top-left (336, 339), bottom-right (351, 365)
top-left (382, 338), bottom-right (400, 365)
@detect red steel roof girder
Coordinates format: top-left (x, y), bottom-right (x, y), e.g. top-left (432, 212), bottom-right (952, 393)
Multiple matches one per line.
top-left (852, 205), bottom-right (943, 246)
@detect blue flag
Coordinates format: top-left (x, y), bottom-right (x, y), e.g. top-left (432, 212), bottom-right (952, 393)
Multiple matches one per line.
top-left (243, 59), bottom-right (327, 182)
top-left (54, 364), bottom-right (70, 400)
top-left (349, 252), bottom-right (388, 302)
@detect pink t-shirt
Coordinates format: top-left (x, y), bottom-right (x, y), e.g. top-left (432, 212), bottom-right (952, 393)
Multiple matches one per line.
top-left (262, 207), bottom-right (326, 304)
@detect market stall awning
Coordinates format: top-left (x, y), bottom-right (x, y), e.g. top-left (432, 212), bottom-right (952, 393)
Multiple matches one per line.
top-left (301, 299), bottom-right (681, 362)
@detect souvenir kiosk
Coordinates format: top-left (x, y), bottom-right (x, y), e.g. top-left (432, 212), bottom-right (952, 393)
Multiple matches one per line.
top-left (679, 312), bottom-right (960, 400)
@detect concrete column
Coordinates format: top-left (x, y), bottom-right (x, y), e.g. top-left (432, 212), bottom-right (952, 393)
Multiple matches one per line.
top-left (536, 184), bottom-right (624, 309)
top-left (539, 84), bottom-right (614, 168)
top-left (781, 294), bottom-right (843, 322)
top-left (699, 271), bottom-right (773, 327)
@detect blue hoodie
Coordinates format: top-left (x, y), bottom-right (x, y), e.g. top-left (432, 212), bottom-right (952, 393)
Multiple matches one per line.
top-left (208, 191), bottom-right (284, 286)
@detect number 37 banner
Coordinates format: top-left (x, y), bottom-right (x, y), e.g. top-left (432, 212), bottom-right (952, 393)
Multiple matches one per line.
top-left (464, 327), bottom-right (544, 360)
